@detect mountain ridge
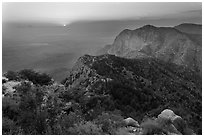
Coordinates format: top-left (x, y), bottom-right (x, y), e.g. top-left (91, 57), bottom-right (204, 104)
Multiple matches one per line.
top-left (97, 23), bottom-right (202, 75)
top-left (62, 54), bottom-right (201, 134)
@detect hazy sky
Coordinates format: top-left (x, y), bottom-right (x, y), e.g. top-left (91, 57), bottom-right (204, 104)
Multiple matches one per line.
top-left (3, 2), bottom-right (202, 25)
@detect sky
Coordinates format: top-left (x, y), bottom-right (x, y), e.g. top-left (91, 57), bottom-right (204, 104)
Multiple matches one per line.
top-left (2, 2), bottom-right (202, 25)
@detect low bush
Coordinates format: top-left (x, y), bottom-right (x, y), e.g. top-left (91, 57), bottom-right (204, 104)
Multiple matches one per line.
top-left (4, 71), bottom-right (19, 81)
top-left (2, 117), bottom-right (17, 134)
top-left (94, 111), bottom-right (125, 134)
top-left (19, 69), bottom-right (53, 85)
top-left (140, 118), bottom-right (166, 135)
top-left (67, 121), bottom-right (103, 135)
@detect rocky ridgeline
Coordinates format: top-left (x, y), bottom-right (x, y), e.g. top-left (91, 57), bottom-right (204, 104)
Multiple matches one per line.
top-left (62, 54), bottom-right (201, 134)
top-left (2, 64), bottom-right (201, 134)
top-left (97, 24), bottom-right (202, 75)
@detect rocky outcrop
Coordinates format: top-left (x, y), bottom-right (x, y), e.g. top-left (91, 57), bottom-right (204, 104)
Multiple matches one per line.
top-left (97, 24), bottom-right (202, 75)
top-left (158, 109), bottom-right (176, 120)
top-left (122, 109), bottom-right (195, 135)
top-left (156, 109), bottom-right (195, 135)
top-left (123, 117), bottom-right (140, 127)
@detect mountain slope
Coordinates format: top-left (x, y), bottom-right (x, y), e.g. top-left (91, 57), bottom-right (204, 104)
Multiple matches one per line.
top-left (97, 24), bottom-right (202, 75)
top-left (62, 54), bottom-right (202, 134)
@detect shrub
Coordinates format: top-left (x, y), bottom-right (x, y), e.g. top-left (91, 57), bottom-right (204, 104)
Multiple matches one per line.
top-left (67, 121), bottom-right (103, 135)
top-left (94, 110), bottom-right (125, 134)
top-left (59, 112), bottom-right (84, 129)
top-left (4, 71), bottom-right (19, 81)
top-left (2, 117), bottom-right (16, 134)
top-left (115, 127), bottom-right (131, 135)
top-left (140, 118), bottom-right (166, 135)
top-left (2, 97), bottom-right (20, 120)
top-left (15, 83), bottom-right (48, 134)
top-left (19, 69), bottom-right (52, 86)
top-left (183, 127), bottom-right (195, 135)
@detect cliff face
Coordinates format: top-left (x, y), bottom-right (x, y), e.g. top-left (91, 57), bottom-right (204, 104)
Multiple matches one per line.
top-left (98, 24), bottom-right (202, 74)
top-left (62, 54), bottom-right (202, 134)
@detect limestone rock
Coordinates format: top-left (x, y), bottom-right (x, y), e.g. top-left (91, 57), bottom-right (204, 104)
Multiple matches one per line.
top-left (123, 117), bottom-right (140, 127)
top-left (171, 115), bottom-right (187, 134)
top-left (158, 109), bottom-right (176, 120)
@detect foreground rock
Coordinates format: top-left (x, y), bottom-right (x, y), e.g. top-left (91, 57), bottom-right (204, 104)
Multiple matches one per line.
top-left (156, 109), bottom-right (195, 135)
top-left (122, 109), bottom-right (195, 135)
top-left (123, 117), bottom-right (140, 127)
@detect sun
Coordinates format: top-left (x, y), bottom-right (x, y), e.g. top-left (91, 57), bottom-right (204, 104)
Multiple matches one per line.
top-left (63, 24), bottom-right (66, 27)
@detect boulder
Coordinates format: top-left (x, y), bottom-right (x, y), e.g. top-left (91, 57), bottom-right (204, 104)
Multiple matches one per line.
top-left (166, 123), bottom-right (182, 135)
top-left (171, 115), bottom-right (187, 134)
top-left (123, 117), bottom-right (140, 127)
top-left (157, 109), bottom-right (190, 135)
top-left (158, 109), bottom-right (176, 120)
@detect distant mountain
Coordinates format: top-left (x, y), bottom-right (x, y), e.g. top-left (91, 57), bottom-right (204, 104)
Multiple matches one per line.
top-left (174, 23), bottom-right (202, 34)
top-left (62, 54), bottom-right (202, 134)
top-left (174, 23), bottom-right (202, 46)
top-left (97, 24), bottom-right (202, 75)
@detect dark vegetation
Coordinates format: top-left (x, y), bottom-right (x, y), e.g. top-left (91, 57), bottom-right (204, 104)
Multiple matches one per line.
top-left (4, 69), bottom-right (53, 85)
top-left (63, 54), bottom-right (202, 134)
top-left (2, 54), bottom-right (202, 134)
top-left (2, 69), bottom-right (126, 135)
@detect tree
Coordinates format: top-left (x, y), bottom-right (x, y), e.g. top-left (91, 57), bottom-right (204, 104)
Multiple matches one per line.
top-left (19, 69), bottom-right (53, 86)
top-left (4, 71), bottom-right (19, 81)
